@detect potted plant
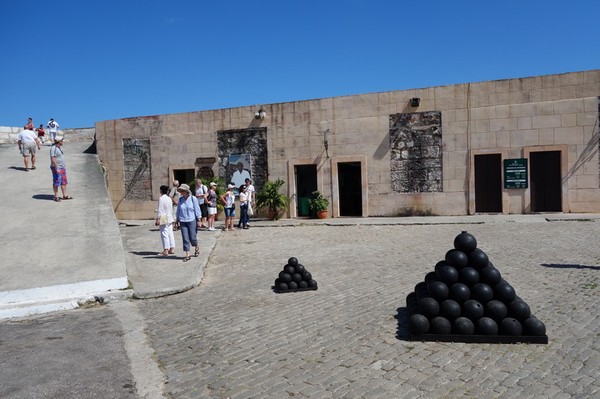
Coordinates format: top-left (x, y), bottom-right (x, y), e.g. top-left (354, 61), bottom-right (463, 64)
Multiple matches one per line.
top-left (255, 179), bottom-right (290, 220)
top-left (308, 190), bottom-right (329, 219)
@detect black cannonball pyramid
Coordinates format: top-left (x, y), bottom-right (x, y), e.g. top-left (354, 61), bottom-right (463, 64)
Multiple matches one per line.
top-left (409, 314), bottom-right (430, 334)
top-left (454, 231), bottom-right (478, 254)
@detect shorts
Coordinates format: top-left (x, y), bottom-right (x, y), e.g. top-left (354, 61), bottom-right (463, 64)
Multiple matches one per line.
top-left (199, 202), bottom-right (208, 218)
top-left (21, 142), bottom-right (37, 156)
top-left (208, 206), bottom-right (217, 215)
top-left (224, 207), bottom-right (235, 217)
top-left (51, 166), bottom-right (68, 186)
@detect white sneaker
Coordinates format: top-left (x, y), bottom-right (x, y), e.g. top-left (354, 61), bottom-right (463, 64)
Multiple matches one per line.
top-left (208, 227), bottom-right (216, 231)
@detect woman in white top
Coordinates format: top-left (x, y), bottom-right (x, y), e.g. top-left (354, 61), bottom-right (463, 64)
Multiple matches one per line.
top-left (237, 184), bottom-right (249, 229)
top-left (155, 185), bottom-right (176, 256)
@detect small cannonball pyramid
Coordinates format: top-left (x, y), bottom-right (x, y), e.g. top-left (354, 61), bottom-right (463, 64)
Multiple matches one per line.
top-left (404, 231), bottom-right (547, 344)
top-left (273, 257), bottom-right (318, 293)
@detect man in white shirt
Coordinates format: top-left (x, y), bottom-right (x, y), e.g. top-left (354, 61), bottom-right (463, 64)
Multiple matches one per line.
top-left (17, 128), bottom-right (41, 171)
top-left (46, 118), bottom-right (60, 143)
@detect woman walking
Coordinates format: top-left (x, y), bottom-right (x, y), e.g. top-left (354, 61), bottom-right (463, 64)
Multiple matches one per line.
top-left (155, 185), bottom-right (175, 256)
top-left (174, 184), bottom-right (201, 262)
top-left (206, 182), bottom-right (218, 231)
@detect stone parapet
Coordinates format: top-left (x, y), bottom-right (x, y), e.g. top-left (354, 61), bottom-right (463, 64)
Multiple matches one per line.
top-left (0, 126), bottom-right (95, 144)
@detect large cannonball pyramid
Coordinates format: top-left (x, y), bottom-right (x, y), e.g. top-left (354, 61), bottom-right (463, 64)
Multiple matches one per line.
top-left (273, 257), bottom-right (318, 293)
top-left (406, 231), bottom-right (548, 344)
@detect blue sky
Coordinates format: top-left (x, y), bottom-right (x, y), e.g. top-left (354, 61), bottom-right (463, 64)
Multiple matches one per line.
top-left (1, 0), bottom-right (599, 128)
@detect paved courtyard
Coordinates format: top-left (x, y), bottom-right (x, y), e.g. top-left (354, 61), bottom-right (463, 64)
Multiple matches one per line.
top-left (137, 221), bottom-right (600, 398)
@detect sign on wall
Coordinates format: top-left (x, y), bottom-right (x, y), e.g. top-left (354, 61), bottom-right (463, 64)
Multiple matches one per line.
top-left (504, 158), bottom-right (528, 189)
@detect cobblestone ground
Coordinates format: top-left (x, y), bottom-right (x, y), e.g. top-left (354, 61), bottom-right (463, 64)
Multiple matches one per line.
top-left (138, 222), bottom-right (600, 398)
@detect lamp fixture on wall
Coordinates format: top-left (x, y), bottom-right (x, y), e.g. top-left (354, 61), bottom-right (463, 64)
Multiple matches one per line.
top-left (410, 98), bottom-right (420, 107)
top-left (254, 109), bottom-right (266, 119)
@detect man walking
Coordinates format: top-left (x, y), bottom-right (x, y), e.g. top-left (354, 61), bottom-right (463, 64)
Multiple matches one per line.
top-left (17, 127), bottom-right (41, 171)
top-left (50, 136), bottom-right (72, 202)
top-left (46, 118), bottom-right (60, 143)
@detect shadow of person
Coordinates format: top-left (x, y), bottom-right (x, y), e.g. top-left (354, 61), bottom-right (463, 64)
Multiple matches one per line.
top-left (9, 166), bottom-right (28, 172)
top-left (33, 194), bottom-right (57, 201)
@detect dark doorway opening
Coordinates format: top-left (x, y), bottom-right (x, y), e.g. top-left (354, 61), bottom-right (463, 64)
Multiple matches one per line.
top-left (338, 162), bottom-right (362, 216)
top-left (530, 151), bottom-right (562, 212)
top-left (474, 154), bottom-right (502, 213)
top-left (174, 169), bottom-right (196, 186)
top-left (295, 165), bottom-right (317, 217)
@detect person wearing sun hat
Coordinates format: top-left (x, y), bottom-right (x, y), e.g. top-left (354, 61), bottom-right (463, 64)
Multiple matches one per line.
top-left (174, 183), bottom-right (201, 261)
top-left (206, 182), bottom-right (218, 231)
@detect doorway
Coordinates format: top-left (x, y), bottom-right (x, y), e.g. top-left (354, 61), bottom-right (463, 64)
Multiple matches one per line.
top-left (338, 162), bottom-right (362, 216)
top-left (173, 169), bottom-right (196, 186)
top-left (530, 151), bottom-right (562, 212)
top-left (295, 165), bottom-right (317, 216)
top-left (474, 154), bottom-right (502, 213)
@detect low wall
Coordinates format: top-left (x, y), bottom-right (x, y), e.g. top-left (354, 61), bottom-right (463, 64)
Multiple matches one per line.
top-left (0, 126), bottom-right (96, 144)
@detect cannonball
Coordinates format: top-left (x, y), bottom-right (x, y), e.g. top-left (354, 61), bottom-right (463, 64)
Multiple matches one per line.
top-left (288, 257), bottom-right (298, 267)
top-left (459, 267), bottom-right (480, 287)
top-left (509, 299), bottom-right (531, 320)
top-left (445, 250), bottom-right (469, 269)
top-left (468, 249), bottom-right (489, 270)
top-left (424, 271), bottom-right (438, 284)
top-left (278, 282), bottom-right (289, 291)
top-left (523, 317), bottom-right (546, 336)
top-left (308, 279), bottom-right (318, 288)
top-left (449, 283), bottom-right (471, 303)
top-left (427, 281), bottom-right (449, 301)
top-left (452, 316), bottom-right (475, 335)
top-left (471, 283), bottom-right (494, 304)
top-left (288, 281), bottom-right (298, 290)
top-left (292, 273), bottom-right (303, 283)
top-left (406, 292), bottom-right (417, 308)
top-left (274, 278), bottom-right (280, 286)
top-left (485, 299), bottom-right (508, 320)
top-left (418, 297), bottom-right (440, 319)
top-left (295, 264), bottom-right (306, 274)
top-left (409, 314), bottom-right (430, 334)
top-left (298, 280), bottom-right (308, 289)
top-left (479, 264), bottom-right (502, 286)
top-left (302, 271), bottom-right (312, 281)
top-left (500, 317), bottom-right (523, 336)
top-left (494, 280), bottom-right (516, 303)
top-left (436, 265), bottom-right (459, 285)
top-left (435, 260), bottom-right (449, 273)
top-left (283, 265), bottom-right (295, 275)
top-left (476, 317), bottom-right (499, 335)
top-left (279, 273), bottom-right (292, 283)
top-left (462, 299), bottom-right (485, 320)
top-left (430, 316), bottom-right (452, 334)
top-left (454, 231), bottom-right (478, 254)
top-left (439, 299), bottom-right (461, 320)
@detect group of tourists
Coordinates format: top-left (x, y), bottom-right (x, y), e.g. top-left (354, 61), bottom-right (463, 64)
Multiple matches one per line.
top-left (155, 177), bottom-right (255, 262)
top-left (16, 117), bottom-right (70, 202)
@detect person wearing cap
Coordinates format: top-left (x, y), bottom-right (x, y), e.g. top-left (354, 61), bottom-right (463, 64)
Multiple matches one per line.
top-left (49, 136), bottom-right (72, 202)
top-left (174, 183), bottom-right (201, 261)
top-left (17, 127), bottom-right (41, 171)
top-left (220, 184), bottom-right (236, 231)
top-left (206, 182), bottom-right (218, 231)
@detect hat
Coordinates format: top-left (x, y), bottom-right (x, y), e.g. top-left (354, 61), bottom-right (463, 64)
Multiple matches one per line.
top-left (227, 184), bottom-right (235, 189)
top-left (177, 183), bottom-right (191, 193)
top-left (210, 182), bottom-right (217, 187)
top-left (55, 136), bottom-right (64, 142)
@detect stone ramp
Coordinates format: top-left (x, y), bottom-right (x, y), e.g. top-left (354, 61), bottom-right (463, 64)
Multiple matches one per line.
top-left (0, 140), bottom-right (130, 319)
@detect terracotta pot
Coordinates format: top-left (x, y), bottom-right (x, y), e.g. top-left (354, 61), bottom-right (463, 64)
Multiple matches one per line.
top-left (316, 210), bottom-right (328, 219)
